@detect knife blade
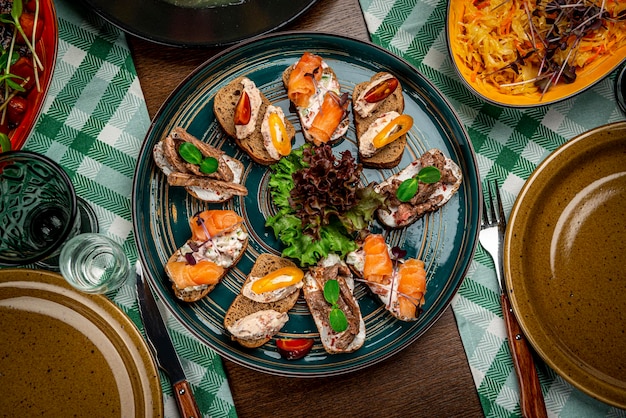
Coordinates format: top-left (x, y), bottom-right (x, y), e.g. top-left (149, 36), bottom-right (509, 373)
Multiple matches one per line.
top-left (135, 261), bottom-right (201, 418)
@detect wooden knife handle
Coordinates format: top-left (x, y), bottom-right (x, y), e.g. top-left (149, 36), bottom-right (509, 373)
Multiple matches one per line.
top-left (172, 380), bottom-right (202, 418)
top-left (501, 293), bottom-right (548, 418)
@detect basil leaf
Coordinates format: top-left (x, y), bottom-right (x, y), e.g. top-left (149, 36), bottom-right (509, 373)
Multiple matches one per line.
top-left (323, 279), bottom-right (340, 305)
top-left (396, 178), bottom-right (419, 202)
top-left (178, 142), bottom-right (203, 165)
top-left (417, 166), bottom-right (441, 184)
top-left (329, 308), bottom-right (348, 333)
top-left (0, 133), bottom-right (11, 153)
top-left (199, 157), bottom-right (218, 174)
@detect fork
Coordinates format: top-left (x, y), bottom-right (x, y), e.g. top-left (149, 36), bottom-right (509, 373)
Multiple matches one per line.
top-left (479, 180), bottom-right (548, 418)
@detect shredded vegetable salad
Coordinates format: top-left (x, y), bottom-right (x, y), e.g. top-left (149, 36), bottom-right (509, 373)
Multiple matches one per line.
top-left (455, 0), bottom-right (626, 98)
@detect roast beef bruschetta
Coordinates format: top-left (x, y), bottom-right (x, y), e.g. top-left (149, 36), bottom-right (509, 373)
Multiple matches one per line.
top-left (153, 127), bottom-right (248, 202)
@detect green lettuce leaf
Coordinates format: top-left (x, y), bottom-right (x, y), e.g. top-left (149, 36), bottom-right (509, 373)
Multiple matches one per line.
top-left (265, 145), bottom-right (377, 267)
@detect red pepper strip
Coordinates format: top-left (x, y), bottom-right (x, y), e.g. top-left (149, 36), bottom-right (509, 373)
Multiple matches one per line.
top-left (234, 91), bottom-right (251, 125)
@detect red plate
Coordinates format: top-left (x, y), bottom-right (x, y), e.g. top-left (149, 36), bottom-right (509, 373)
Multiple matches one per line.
top-left (7, 0), bottom-right (58, 151)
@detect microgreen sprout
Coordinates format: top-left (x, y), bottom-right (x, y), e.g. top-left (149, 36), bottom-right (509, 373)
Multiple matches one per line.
top-left (395, 166), bottom-right (441, 202)
top-left (323, 279), bottom-right (348, 333)
top-left (0, 0), bottom-right (43, 71)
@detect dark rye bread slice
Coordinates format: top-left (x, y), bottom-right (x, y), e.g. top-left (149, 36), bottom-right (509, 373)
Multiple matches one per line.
top-left (166, 232), bottom-right (248, 303)
top-left (224, 253), bottom-right (301, 348)
top-left (352, 72), bottom-right (406, 169)
top-left (214, 76), bottom-right (296, 166)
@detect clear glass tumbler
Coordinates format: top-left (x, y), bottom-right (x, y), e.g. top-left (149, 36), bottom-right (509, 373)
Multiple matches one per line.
top-left (59, 233), bottom-right (131, 294)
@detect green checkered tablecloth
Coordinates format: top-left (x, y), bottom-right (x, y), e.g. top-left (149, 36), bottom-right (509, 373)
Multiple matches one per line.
top-left (23, 1), bottom-right (236, 417)
top-left (358, 0), bottom-right (626, 416)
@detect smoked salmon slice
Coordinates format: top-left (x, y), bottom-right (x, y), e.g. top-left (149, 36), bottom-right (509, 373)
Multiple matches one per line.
top-left (363, 234), bottom-right (393, 284)
top-left (166, 259), bottom-right (225, 289)
top-left (190, 210), bottom-right (244, 241)
top-left (396, 258), bottom-right (426, 320)
top-left (307, 91), bottom-right (349, 146)
top-left (287, 52), bottom-right (323, 108)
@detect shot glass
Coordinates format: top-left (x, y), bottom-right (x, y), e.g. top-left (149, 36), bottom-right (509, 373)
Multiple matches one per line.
top-left (0, 151), bottom-right (80, 267)
top-left (59, 233), bottom-right (131, 294)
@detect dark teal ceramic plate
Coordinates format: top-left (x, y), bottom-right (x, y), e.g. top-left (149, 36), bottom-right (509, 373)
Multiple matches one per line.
top-left (132, 32), bottom-right (481, 377)
top-left (82, 0), bottom-right (317, 47)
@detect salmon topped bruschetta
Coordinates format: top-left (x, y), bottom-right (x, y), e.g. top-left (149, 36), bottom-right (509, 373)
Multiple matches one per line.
top-left (283, 52), bottom-right (350, 146)
top-left (346, 234), bottom-right (427, 321)
top-left (165, 209), bottom-right (248, 302)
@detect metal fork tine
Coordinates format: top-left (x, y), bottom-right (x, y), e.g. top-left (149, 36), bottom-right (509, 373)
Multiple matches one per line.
top-left (494, 180), bottom-right (505, 228)
top-left (487, 181), bottom-right (497, 225)
top-left (481, 193), bottom-right (490, 227)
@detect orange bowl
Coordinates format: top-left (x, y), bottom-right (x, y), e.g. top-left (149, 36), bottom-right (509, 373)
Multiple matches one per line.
top-left (6, 0), bottom-right (58, 151)
top-left (446, 0), bottom-right (626, 107)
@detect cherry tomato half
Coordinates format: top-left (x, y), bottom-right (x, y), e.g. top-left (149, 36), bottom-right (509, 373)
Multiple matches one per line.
top-left (276, 338), bottom-right (314, 360)
top-left (234, 91), bottom-right (251, 126)
top-left (363, 77), bottom-right (399, 103)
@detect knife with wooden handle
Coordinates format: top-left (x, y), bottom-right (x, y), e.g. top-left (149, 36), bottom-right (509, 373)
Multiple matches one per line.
top-left (135, 261), bottom-right (201, 418)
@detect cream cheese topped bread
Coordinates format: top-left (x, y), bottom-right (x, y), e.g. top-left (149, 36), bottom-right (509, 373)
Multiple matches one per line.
top-left (224, 254), bottom-right (304, 348)
top-left (283, 52), bottom-right (350, 146)
top-left (165, 210), bottom-right (248, 302)
top-left (375, 149), bottom-right (463, 229)
top-left (352, 72), bottom-right (410, 169)
top-left (153, 127), bottom-right (247, 203)
top-left (302, 254), bottom-right (366, 354)
top-left (214, 76), bottom-right (296, 165)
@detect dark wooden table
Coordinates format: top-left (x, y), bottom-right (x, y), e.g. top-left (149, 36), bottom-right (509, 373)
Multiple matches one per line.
top-left (127, 0), bottom-right (484, 416)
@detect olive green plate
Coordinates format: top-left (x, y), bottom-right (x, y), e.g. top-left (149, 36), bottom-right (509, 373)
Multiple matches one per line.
top-left (504, 121), bottom-right (626, 408)
top-left (0, 269), bottom-right (163, 416)
top-left (132, 32), bottom-right (481, 377)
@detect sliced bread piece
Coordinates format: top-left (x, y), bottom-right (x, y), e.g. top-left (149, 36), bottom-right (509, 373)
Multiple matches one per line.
top-left (214, 76), bottom-right (296, 165)
top-left (352, 72), bottom-right (407, 169)
top-left (282, 58), bottom-right (349, 146)
top-left (224, 254), bottom-right (302, 348)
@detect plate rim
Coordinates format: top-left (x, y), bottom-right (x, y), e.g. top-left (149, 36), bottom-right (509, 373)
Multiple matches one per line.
top-left (0, 268), bottom-right (164, 415)
top-left (132, 31), bottom-right (481, 377)
top-left (504, 121), bottom-right (626, 408)
top-left (82, 0), bottom-right (319, 48)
